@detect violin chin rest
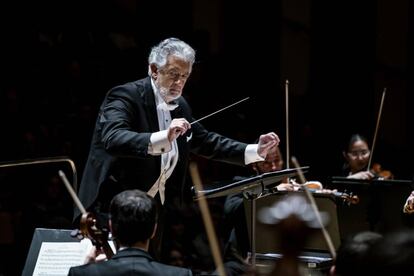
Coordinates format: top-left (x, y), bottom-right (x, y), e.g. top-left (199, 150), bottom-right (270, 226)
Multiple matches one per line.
top-left (303, 181), bottom-right (323, 190)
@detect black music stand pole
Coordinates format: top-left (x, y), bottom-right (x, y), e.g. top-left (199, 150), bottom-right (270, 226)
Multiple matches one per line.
top-left (243, 182), bottom-right (268, 267)
top-left (246, 192), bottom-right (259, 267)
top-left (251, 196), bottom-right (256, 267)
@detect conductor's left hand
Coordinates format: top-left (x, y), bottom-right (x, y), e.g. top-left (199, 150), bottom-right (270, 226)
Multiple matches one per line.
top-left (257, 132), bottom-right (280, 158)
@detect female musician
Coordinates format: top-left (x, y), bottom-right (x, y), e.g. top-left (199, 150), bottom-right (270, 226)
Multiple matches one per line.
top-left (341, 134), bottom-right (375, 180)
top-left (341, 133), bottom-right (393, 180)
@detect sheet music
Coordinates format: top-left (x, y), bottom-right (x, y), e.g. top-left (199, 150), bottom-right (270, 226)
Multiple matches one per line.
top-left (32, 239), bottom-right (92, 276)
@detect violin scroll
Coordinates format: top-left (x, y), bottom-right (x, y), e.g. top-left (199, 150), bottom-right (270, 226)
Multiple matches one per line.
top-left (313, 189), bottom-right (359, 205)
top-left (334, 191), bottom-right (360, 205)
top-left (80, 212), bottom-right (114, 259)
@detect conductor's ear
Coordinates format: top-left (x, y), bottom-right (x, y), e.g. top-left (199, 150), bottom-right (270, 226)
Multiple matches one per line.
top-left (150, 64), bottom-right (158, 79)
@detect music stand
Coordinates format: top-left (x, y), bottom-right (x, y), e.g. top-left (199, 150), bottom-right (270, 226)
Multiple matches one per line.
top-left (245, 191), bottom-right (341, 252)
top-left (22, 228), bottom-right (80, 276)
top-left (245, 192), bottom-right (338, 275)
top-left (193, 166), bottom-right (309, 266)
top-left (330, 176), bottom-right (414, 235)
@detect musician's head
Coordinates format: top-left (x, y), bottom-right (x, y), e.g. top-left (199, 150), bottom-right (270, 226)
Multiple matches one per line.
top-left (367, 229), bottom-right (414, 275)
top-left (252, 144), bottom-right (284, 174)
top-left (343, 134), bottom-right (371, 173)
top-left (333, 231), bottom-right (383, 275)
top-left (109, 189), bottom-right (158, 247)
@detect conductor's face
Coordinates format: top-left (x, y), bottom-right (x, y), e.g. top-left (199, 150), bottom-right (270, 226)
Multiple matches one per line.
top-left (154, 55), bottom-right (191, 103)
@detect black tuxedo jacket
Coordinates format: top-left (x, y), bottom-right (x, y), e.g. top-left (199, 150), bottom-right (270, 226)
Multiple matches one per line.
top-left (76, 77), bottom-right (247, 220)
top-left (68, 248), bottom-right (192, 276)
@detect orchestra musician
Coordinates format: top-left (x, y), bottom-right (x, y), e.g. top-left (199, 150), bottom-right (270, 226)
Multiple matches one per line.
top-left (68, 189), bottom-right (193, 275)
top-left (340, 89), bottom-right (392, 182)
top-left (340, 133), bottom-right (393, 180)
top-left (330, 231), bottom-right (383, 275)
top-left (222, 143), bottom-right (359, 275)
top-left (223, 144), bottom-right (294, 275)
top-left (341, 134), bottom-right (375, 180)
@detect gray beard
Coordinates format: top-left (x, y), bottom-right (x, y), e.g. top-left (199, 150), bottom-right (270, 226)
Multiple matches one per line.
top-left (159, 86), bottom-right (180, 103)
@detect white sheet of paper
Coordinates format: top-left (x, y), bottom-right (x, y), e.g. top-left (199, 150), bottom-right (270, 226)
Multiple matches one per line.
top-left (32, 239), bottom-right (93, 276)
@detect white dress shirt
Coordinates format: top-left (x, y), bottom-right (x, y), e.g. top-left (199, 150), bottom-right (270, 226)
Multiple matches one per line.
top-left (147, 79), bottom-right (179, 203)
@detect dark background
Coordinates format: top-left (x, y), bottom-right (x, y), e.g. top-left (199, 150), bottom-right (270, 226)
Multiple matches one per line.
top-left (0, 0), bottom-right (413, 275)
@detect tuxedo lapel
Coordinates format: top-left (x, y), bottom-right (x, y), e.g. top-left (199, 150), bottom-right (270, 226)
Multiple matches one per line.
top-left (141, 77), bottom-right (159, 132)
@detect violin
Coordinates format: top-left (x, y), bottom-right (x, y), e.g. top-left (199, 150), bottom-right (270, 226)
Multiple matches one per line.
top-left (312, 188), bottom-right (360, 205)
top-left (290, 180), bottom-right (359, 205)
top-left (371, 163), bottom-right (393, 180)
top-left (79, 212), bottom-right (115, 259)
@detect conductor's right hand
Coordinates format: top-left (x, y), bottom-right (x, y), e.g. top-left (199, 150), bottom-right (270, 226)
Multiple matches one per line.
top-left (168, 118), bottom-right (191, 142)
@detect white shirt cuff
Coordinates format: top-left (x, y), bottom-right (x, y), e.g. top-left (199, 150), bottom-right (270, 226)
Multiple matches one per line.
top-left (149, 130), bottom-right (172, 155)
top-left (245, 144), bottom-right (264, 165)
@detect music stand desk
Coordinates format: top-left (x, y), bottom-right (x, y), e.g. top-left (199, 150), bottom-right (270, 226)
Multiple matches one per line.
top-left (193, 167), bottom-right (309, 200)
top-left (330, 176), bottom-right (414, 235)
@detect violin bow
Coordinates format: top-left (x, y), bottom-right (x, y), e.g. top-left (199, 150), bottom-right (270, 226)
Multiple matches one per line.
top-left (59, 170), bottom-right (86, 215)
top-left (367, 88), bottom-right (387, 170)
top-left (291, 157), bottom-right (337, 260)
top-left (285, 80), bottom-right (290, 170)
top-left (189, 162), bottom-right (227, 276)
